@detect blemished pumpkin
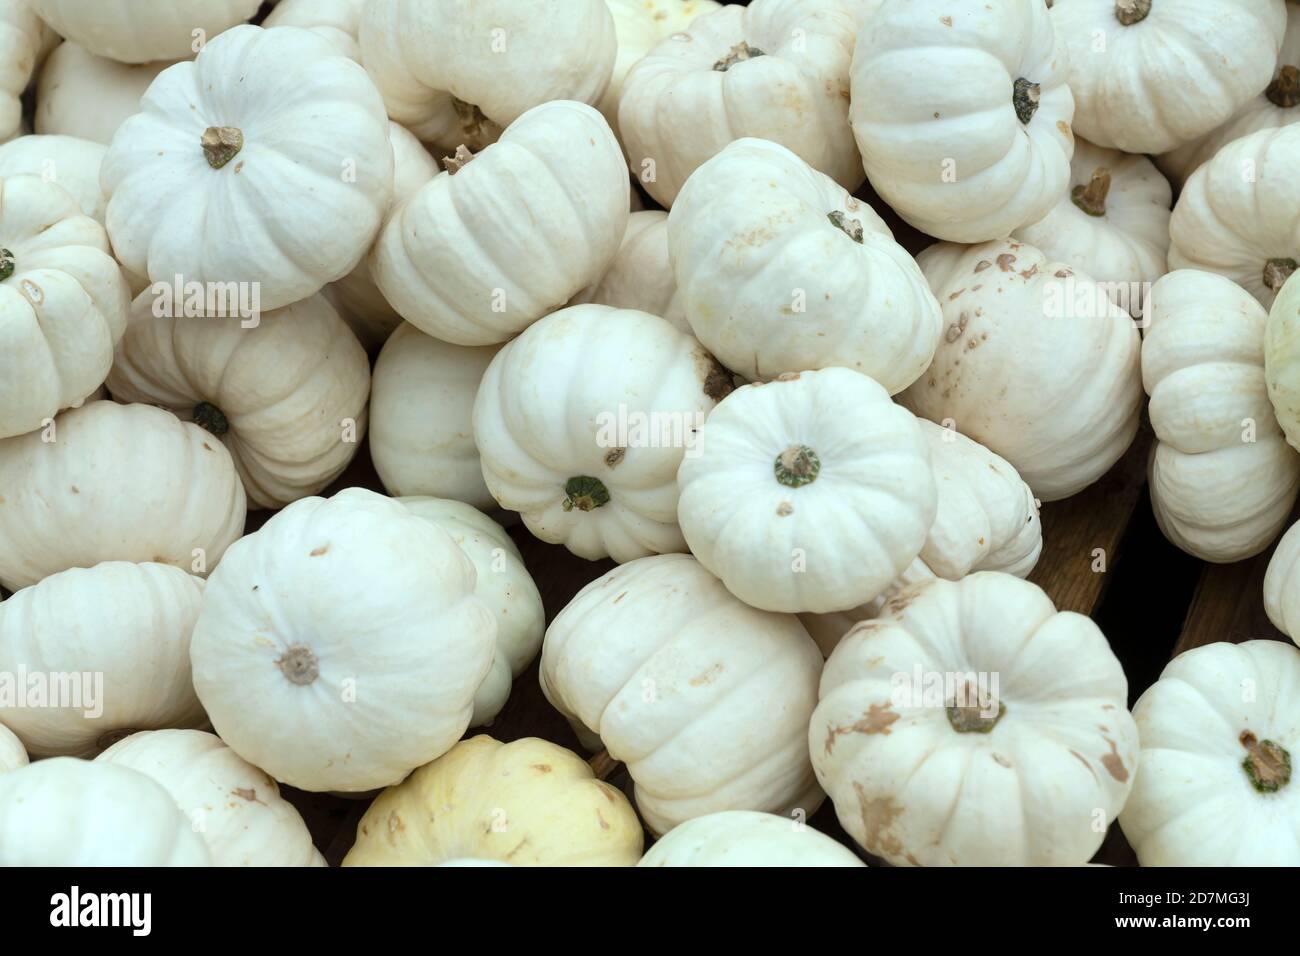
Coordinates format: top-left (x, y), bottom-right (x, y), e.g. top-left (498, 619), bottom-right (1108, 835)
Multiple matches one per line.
top-left (901, 238), bottom-right (1143, 501)
top-left (811, 573), bottom-right (1138, 866)
top-left (189, 488), bottom-right (496, 793)
top-left (473, 305), bottom-right (732, 562)
top-left (0, 134), bottom-right (108, 224)
top-left (677, 367), bottom-right (938, 614)
top-left (1145, 271), bottom-right (1300, 562)
top-left (34, 43), bottom-right (176, 146)
top-left (669, 138), bottom-right (942, 391)
top-left (98, 730), bottom-right (326, 867)
top-left (541, 553), bottom-right (825, 834)
top-left (0, 722), bottom-right (27, 774)
top-left (571, 210), bottom-right (688, 332)
top-left (850, 0), bottom-right (1074, 243)
top-left (101, 25), bottom-right (395, 312)
top-left (106, 292), bottom-right (371, 510)
top-left (0, 172), bottom-right (131, 440)
top-left (619, 0), bottom-right (866, 208)
top-left (27, 0), bottom-right (260, 64)
top-left (0, 562), bottom-right (205, 757)
top-left (343, 735), bottom-right (644, 866)
top-left (371, 100), bottom-right (629, 346)
top-left (360, 0), bottom-right (616, 153)
top-left (0, 401), bottom-right (247, 592)
top-left (1119, 640), bottom-right (1300, 866)
top-left (0, 758), bottom-right (212, 865)
top-left (0, 1), bottom-right (48, 143)
top-left (1168, 125), bottom-right (1300, 308)
top-left (370, 323), bottom-right (500, 510)
top-left (1050, 0), bottom-right (1287, 155)
top-left (638, 811), bottom-right (865, 867)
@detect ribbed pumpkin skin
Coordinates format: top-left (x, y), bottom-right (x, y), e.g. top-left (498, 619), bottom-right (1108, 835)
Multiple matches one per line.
top-left (28, 0), bottom-right (260, 63)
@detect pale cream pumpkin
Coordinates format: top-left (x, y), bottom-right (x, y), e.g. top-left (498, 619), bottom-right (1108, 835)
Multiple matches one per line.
top-left (571, 210), bottom-right (688, 332)
top-left (0, 401), bottom-right (246, 591)
top-left (542, 553), bottom-right (825, 834)
top-left (0, 133), bottom-right (108, 223)
top-left (27, 0), bottom-right (261, 63)
top-left (264, 0), bottom-right (363, 61)
top-left (0, 1), bottom-right (47, 143)
top-left (343, 736), bottom-right (644, 867)
top-left (638, 810), bottom-right (865, 867)
top-left (0, 721), bottom-right (27, 773)
top-left (35, 43), bottom-right (176, 145)
top-left (1265, 520), bottom-right (1300, 643)
top-left (98, 729), bottom-right (326, 867)
top-left (106, 292), bottom-right (371, 510)
top-left (0, 173), bottom-right (130, 440)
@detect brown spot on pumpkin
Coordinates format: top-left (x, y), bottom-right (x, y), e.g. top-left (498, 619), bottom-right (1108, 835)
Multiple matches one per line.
top-left (992, 752), bottom-right (1011, 768)
top-left (948, 289), bottom-right (965, 300)
top-left (1055, 269), bottom-right (1073, 278)
top-left (996, 253), bottom-right (1017, 272)
top-left (853, 782), bottom-right (904, 859)
top-left (1069, 750), bottom-right (1097, 778)
top-left (776, 501), bottom-right (793, 516)
top-left (824, 703), bottom-right (899, 755)
top-left (1101, 738), bottom-right (1128, 783)
top-left (944, 312), bottom-right (969, 343)
top-left (974, 259), bottom-right (992, 272)
top-left (690, 663), bottom-right (724, 686)
top-left (70, 486), bottom-right (79, 494)
top-left (1019, 264), bottom-right (1038, 280)
top-left (202, 442), bottom-right (213, 452)
top-left (310, 545), bottom-right (330, 557)
top-left (940, 15), bottom-right (952, 25)
top-left (596, 809), bottom-right (610, 830)
top-left (612, 590), bottom-right (629, 604)
top-left (531, 764), bottom-right (552, 773)
top-left (604, 447), bottom-right (625, 468)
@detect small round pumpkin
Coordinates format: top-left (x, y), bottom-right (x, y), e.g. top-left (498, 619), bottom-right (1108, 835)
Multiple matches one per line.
top-left (27, 0), bottom-right (261, 63)
top-left (35, 42), bottom-right (176, 145)
top-left (0, 133), bottom-right (108, 223)
top-left (638, 810), bottom-right (865, 867)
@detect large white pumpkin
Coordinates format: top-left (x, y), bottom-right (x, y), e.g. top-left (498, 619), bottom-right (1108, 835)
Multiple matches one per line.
top-left (0, 1), bottom-right (47, 143)
top-left (106, 292), bottom-right (371, 510)
top-left (27, 0), bottom-right (261, 63)
top-left (619, 0), bottom-right (866, 207)
top-left (98, 729), bottom-right (325, 867)
top-left (0, 561), bottom-right (205, 757)
top-left (359, 0), bottom-right (616, 152)
top-left (189, 488), bottom-right (496, 793)
top-left (1144, 270), bottom-right (1300, 562)
top-left (639, 810), bottom-right (865, 867)
top-left (473, 305), bottom-right (732, 562)
top-left (371, 100), bottom-right (628, 346)
top-left (0, 173), bottom-right (130, 440)
top-left (1051, 0), bottom-right (1287, 155)
top-left (0, 722), bottom-right (27, 773)
top-left (901, 238), bottom-right (1143, 501)
top-left (850, 0), bottom-right (1074, 243)
top-left (370, 323), bottom-right (500, 510)
top-left (101, 25), bottom-right (395, 312)
top-left (1119, 640), bottom-right (1300, 866)
top-left (0, 134), bottom-right (108, 223)
top-left (0, 401), bottom-right (246, 591)
top-left (0, 757), bottom-right (211, 865)
top-left (669, 138), bottom-right (941, 390)
top-left (678, 368), bottom-right (937, 614)
top-left (812, 573), bottom-right (1137, 866)
top-left (542, 553), bottom-right (825, 834)
top-left (35, 43), bottom-right (176, 145)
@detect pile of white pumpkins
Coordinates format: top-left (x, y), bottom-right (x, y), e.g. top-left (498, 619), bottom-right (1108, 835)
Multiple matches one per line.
top-left (1, 0), bottom-right (1300, 868)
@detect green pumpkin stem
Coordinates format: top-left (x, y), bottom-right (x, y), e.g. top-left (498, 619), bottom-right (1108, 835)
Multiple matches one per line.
top-left (1012, 78), bottom-right (1041, 125)
top-left (1266, 65), bottom-right (1300, 109)
top-left (1115, 0), bottom-right (1151, 26)
top-left (828, 211), bottom-right (865, 243)
top-left (713, 42), bottom-right (764, 71)
top-left (774, 445), bottom-right (821, 487)
top-left (562, 476), bottom-right (611, 512)
top-left (201, 126), bottom-right (244, 169)
top-left (192, 401), bottom-right (230, 437)
top-left (1240, 732), bottom-right (1291, 793)
top-left (0, 248), bottom-right (13, 282)
top-left (1264, 258), bottom-right (1298, 293)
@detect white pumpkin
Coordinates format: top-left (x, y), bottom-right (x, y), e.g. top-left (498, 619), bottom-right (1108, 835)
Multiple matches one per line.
top-left (0, 1), bottom-right (47, 143)
top-left (189, 488), bottom-right (497, 793)
top-left (812, 572), bottom-right (1138, 866)
top-left (0, 401), bottom-right (246, 591)
top-left (0, 562), bottom-right (205, 757)
top-left (619, 0), bottom-right (864, 207)
top-left (27, 0), bottom-right (261, 64)
top-left (901, 238), bottom-right (1143, 501)
top-left (1144, 270), bottom-right (1300, 562)
top-left (98, 729), bottom-right (325, 867)
top-left (473, 305), bottom-right (733, 562)
top-left (101, 25), bottom-right (395, 312)
top-left (639, 810), bottom-right (865, 867)
top-left (372, 100), bottom-right (628, 346)
top-left (677, 368), bottom-right (937, 614)
top-left (1013, 138), bottom-right (1171, 318)
top-left (0, 134), bottom-right (108, 223)
top-left (571, 210), bottom-right (688, 332)
top-left (1168, 125), bottom-right (1300, 308)
top-left (541, 553), bottom-right (825, 834)
top-left (370, 325), bottom-right (499, 510)
top-left (0, 722), bottom-right (27, 773)
top-left (1157, 7), bottom-right (1300, 189)
top-left (398, 497), bottom-right (545, 727)
top-left (1265, 520), bottom-right (1300, 642)
top-left (1051, 0), bottom-right (1287, 155)
top-left (106, 292), bottom-right (371, 510)
top-left (359, 0), bottom-right (616, 152)
top-left (0, 757), bottom-right (211, 865)
top-left (35, 43), bottom-right (176, 146)
top-left (264, 0), bottom-right (363, 61)
top-left (1119, 640), bottom-right (1300, 866)
top-left (850, 0), bottom-right (1074, 243)
top-left (0, 173), bottom-right (130, 440)
top-left (1267, 271), bottom-right (1300, 458)
top-left (669, 138), bottom-right (941, 390)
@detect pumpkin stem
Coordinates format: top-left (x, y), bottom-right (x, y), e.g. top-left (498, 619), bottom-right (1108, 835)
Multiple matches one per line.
top-left (946, 685), bottom-right (1005, 734)
top-left (562, 476), bottom-right (611, 512)
top-left (1012, 78), bottom-right (1041, 125)
top-left (588, 749), bottom-right (623, 781)
top-left (828, 211), bottom-right (865, 243)
top-left (450, 97), bottom-right (503, 149)
top-left (1240, 732), bottom-right (1291, 793)
top-left (1114, 0), bottom-right (1151, 26)
top-left (1267, 65), bottom-right (1300, 109)
top-left (1071, 168), bottom-right (1112, 217)
top-left (713, 42), bottom-right (764, 71)
top-left (1264, 258), bottom-right (1298, 293)
top-left (702, 357), bottom-right (735, 403)
top-left (774, 444), bottom-right (821, 488)
top-left (201, 126), bottom-right (244, 170)
top-left (276, 644), bottom-right (320, 686)
top-left (192, 401), bottom-right (230, 437)
top-left (442, 144), bottom-right (475, 175)
top-left (0, 248), bottom-right (13, 282)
